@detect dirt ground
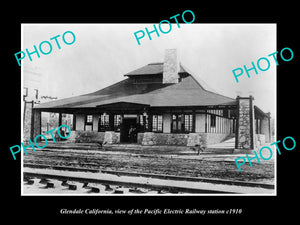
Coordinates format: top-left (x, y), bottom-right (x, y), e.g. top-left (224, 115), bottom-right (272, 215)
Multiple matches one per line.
top-left (23, 148), bottom-right (275, 184)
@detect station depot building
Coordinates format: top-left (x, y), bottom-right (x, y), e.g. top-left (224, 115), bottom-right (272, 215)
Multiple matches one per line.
top-left (31, 49), bottom-right (271, 150)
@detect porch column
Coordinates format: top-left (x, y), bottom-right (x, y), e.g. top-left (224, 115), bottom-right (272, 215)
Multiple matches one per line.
top-left (261, 112), bottom-right (271, 143)
top-left (147, 112), bottom-right (153, 132)
top-left (235, 95), bottom-right (255, 149)
top-left (192, 110), bottom-right (196, 133)
top-left (109, 113), bottom-right (114, 131)
top-left (72, 114), bottom-right (76, 130)
top-left (58, 112), bottom-right (62, 126)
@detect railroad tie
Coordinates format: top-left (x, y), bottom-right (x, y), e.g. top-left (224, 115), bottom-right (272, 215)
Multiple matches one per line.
top-left (157, 189), bottom-right (167, 194)
top-left (39, 178), bottom-right (50, 184)
top-left (45, 182), bottom-right (54, 188)
top-left (24, 176), bottom-right (31, 181)
top-left (61, 180), bottom-right (69, 186)
top-left (68, 184), bottom-right (77, 190)
top-left (82, 182), bottom-right (90, 188)
top-left (90, 187), bottom-right (100, 193)
top-left (27, 180), bottom-right (34, 185)
top-left (25, 179), bottom-right (34, 185)
top-left (113, 189), bottom-right (124, 194)
top-left (129, 187), bottom-right (147, 194)
top-left (105, 184), bottom-right (113, 191)
top-left (24, 177), bottom-right (34, 185)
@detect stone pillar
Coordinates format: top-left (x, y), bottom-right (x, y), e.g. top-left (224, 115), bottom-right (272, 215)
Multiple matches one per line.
top-left (23, 101), bottom-right (34, 141)
top-left (235, 96), bottom-right (255, 149)
top-left (32, 109), bottom-right (42, 142)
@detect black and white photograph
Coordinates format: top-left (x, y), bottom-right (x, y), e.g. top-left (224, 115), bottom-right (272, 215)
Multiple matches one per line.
top-left (21, 23), bottom-right (276, 196)
top-left (3, 5), bottom-right (298, 220)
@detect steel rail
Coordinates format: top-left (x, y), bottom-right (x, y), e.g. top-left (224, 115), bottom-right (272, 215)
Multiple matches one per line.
top-left (23, 163), bottom-right (274, 190)
top-left (23, 170), bottom-right (234, 194)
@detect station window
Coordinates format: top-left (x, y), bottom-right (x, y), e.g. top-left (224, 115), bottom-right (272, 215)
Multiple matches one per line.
top-left (184, 114), bottom-right (193, 132)
top-left (99, 114), bottom-right (110, 131)
top-left (114, 115), bottom-right (122, 131)
top-left (210, 114), bottom-right (216, 127)
top-left (172, 114), bottom-right (194, 133)
top-left (152, 115), bottom-right (163, 132)
top-left (172, 114), bottom-right (182, 133)
top-left (138, 115), bottom-right (148, 131)
top-left (86, 115), bottom-right (93, 124)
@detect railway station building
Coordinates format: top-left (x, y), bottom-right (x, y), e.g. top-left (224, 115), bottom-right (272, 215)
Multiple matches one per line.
top-left (30, 49), bottom-right (271, 150)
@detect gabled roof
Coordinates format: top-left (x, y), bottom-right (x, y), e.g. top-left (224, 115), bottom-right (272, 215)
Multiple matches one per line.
top-left (124, 62), bottom-right (187, 76)
top-left (34, 71), bottom-right (236, 110)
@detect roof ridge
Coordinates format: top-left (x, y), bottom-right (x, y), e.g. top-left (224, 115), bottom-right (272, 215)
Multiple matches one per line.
top-left (148, 62), bottom-right (163, 65)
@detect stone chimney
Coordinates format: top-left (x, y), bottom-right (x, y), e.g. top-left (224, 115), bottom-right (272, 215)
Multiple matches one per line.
top-left (163, 49), bottom-right (180, 84)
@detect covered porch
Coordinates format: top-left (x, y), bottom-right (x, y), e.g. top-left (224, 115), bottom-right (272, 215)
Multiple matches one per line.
top-left (31, 100), bottom-right (237, 147)
top-left (30, 96), bottom-right (271, 150)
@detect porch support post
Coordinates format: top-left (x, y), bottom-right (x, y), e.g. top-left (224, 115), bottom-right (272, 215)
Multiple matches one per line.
top-left (235, 95), bottom-right (255, 150)
top-left (109, 113), bottom-right (114, 131)
top-left (192, 109), bottom-right (196, 133)
top-left (261, 112), bottom-right (271, 143)
top-left (148, 112), bottom-right (152, 132)
top-left (72, 114), bottom-right (76, 130)
top-left (58, 112), bottom-right (62, 126)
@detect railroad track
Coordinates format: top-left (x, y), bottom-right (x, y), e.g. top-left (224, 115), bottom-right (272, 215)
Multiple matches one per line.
top-left (24, 153), bottom-right (274, 183)
top-left (23, 163), bottom-right (275, 194)
top-left (23, 148), bottom-right (275, 188)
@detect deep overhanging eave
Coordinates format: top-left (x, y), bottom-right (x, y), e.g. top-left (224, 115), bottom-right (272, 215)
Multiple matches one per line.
top-left (254, 105), bottom-right (270, 118)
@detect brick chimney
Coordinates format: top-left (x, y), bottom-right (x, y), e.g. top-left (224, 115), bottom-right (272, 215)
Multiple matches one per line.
top-left (163, 49), bottom-right (179, 84)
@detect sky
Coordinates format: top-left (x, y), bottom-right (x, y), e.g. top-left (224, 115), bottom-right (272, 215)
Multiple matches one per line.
top-left (22, 23), bottom-right (276, 116)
